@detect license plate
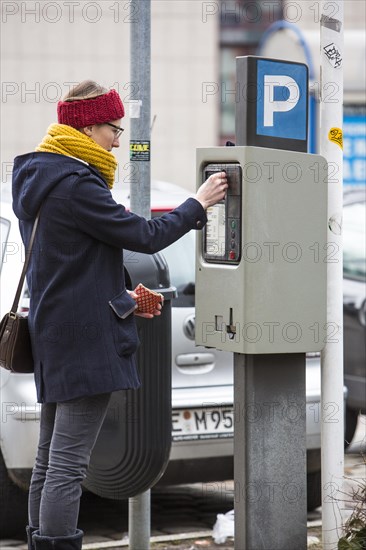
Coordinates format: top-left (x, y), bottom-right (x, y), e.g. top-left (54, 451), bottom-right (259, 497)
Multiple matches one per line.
top-left (172, 407), bottom-right (233, 441)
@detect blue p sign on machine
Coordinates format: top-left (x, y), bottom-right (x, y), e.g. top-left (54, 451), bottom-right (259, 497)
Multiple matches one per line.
top-left (236, 56), bottom-right (309, 152)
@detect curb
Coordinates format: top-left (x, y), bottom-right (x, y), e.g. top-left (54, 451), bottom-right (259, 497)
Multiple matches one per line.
top-left (82, 531), bottom-right (214, 549)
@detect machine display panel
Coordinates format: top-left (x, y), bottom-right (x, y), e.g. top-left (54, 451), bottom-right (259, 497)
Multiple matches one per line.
top-left (206, 202), bottom-right (226, 258)
top-left (202, 163), bottom-right (242, 264)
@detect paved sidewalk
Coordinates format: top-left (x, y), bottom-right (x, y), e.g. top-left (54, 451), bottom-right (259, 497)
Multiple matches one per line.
top-left (1, 417), bottom-right (364, 550)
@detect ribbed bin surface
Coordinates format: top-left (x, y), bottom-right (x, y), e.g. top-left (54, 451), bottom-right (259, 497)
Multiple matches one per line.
top-left (83, 251), bottom-right (175, 499)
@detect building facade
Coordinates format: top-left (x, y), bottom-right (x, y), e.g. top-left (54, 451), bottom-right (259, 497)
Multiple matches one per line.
top-left (1, 0), bottom-right (365, 192)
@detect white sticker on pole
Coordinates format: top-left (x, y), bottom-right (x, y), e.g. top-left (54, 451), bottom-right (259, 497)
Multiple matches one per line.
top-left (129, 100), bottom-right (142, 119)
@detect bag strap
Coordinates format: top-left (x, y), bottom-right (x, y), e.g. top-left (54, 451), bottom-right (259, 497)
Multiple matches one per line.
top-left (10, 209), bottom-right (41, 316)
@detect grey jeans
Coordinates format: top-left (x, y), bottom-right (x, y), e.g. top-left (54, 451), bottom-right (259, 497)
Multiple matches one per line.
top-left (28, 393), bottom-right (111, 536)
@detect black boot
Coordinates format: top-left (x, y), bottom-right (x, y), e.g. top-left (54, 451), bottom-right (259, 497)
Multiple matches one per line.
top-left (32, 529), bottom-right (83, 549)
top-left (26, 525), bottom-right (38, 550)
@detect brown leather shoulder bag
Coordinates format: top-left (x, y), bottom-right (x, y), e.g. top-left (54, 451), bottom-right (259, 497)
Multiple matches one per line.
top-left (0, 210), bottom-right (40, 373)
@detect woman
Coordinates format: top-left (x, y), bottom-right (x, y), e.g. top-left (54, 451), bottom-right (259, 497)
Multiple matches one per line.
top-left (12, 80), bottom-right (228, 550)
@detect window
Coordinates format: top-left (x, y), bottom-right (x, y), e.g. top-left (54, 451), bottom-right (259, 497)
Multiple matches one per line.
top-left (219, 0), bottom-right (284, 143)
top-left (161, 232), bottom-right (196, 307)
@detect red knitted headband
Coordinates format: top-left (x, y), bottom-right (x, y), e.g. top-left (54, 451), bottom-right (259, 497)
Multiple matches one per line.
top-left (57, 89), bottom-right (125, 128)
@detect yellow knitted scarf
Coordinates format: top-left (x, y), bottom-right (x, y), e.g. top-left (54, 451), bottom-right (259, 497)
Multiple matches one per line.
top-left (36, 123), bottom-right (117, 188)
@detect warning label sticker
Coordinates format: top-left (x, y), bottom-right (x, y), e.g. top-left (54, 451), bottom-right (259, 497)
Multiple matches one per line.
top-left (130, 141), bottom-right (150, 161)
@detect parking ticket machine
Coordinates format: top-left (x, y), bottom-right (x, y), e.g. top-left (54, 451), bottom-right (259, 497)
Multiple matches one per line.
top-left (196, 57), bottom-right (330, 550)
top-left (195, 146), bottom-right (328, 355)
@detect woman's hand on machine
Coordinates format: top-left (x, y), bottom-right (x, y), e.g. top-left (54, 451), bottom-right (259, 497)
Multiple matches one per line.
top-left (195, 171), bottom-right (228, 210)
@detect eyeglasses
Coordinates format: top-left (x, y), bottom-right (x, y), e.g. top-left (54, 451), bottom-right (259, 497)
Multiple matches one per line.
top-left (105, 122), bottom-right (124, 139)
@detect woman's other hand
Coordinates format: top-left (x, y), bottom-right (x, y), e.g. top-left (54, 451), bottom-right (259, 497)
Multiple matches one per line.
top-left (127, 290), bottom-right (163, 319)
top-left (194, 171), bottom-right (228, 210)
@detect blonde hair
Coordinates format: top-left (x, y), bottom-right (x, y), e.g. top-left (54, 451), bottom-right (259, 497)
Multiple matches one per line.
top-left (62, 80), bottom-right (108, 102)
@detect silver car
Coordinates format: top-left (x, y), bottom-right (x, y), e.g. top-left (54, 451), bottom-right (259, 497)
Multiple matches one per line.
top-left (343, 189), bottom-right (366, 445)
top-left (0, 181), bottom-right (325, 537)
top-left (156, 227), bottom-right (323, 513)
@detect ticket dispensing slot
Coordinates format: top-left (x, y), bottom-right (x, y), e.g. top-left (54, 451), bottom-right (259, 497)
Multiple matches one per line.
top-left (203, 163), bottom-right (242, 264)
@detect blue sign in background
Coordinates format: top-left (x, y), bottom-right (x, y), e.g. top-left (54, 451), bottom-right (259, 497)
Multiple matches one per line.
top-left (343, 110), bottom-right (366, 186)
top-left (256, 59), bottom-right (307, 141)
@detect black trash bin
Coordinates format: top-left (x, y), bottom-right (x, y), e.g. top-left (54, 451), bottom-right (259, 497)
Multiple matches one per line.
top-left (83, 250), bottom-right (176, 499)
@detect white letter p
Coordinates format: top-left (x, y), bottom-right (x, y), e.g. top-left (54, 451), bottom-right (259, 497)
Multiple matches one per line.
top-left (263, 75), bottom-right (300, 127)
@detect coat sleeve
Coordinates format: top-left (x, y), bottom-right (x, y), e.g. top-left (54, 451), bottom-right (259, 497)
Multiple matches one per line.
top-left (70, 175), bottom-right (207, 253)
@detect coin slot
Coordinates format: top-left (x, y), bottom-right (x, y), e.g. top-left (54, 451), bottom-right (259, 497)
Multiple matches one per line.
top-left (215, 315), bottom-right (224, 331)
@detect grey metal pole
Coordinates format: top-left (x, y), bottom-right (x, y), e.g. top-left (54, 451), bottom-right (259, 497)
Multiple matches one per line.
top-left (234, 353), bottom-right (307, 550)
top-left (130, 0), bottom-right (151, 220)
top-left (129, 491), bottom-right (151, 549)
top-left (129, 1), bottom-right (151, 548)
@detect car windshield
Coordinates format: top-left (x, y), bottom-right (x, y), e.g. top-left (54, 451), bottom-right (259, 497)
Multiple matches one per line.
top-left (161, 232), bottom-right (196, 307)
top-left (343, 200), bottom-right (366, 281)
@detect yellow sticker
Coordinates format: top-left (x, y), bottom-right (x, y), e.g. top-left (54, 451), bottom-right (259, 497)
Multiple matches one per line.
top-left (328, 127), bottom-right (343, 149)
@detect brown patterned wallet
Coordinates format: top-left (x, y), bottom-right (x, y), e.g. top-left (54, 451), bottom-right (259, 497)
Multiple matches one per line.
top-left (134, 283), bottom-right (164, 314)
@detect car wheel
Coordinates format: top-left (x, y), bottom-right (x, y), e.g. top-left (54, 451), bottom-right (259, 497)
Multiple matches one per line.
top-left (0, 450), bottom-right (28, 538)
top-left (307, 469), bottom-right (321, 511)
top-left (345, 407), bottom-right (359, 448)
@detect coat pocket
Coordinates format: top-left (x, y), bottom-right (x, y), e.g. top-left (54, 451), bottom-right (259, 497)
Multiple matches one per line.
top-left (109, 290), bottom-right (140, 356)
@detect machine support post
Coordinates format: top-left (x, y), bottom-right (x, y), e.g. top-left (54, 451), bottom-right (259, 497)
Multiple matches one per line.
top-left (234, 353), bottom-right (307, 549)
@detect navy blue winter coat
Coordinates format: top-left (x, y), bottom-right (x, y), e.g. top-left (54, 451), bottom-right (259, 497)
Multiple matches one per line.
top-left (12, 152), bottom-right (207, 403)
